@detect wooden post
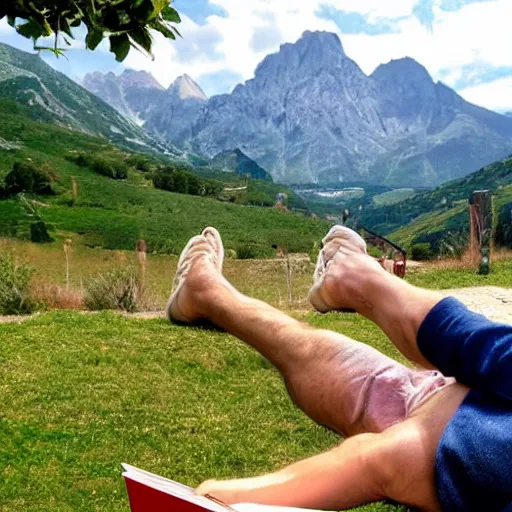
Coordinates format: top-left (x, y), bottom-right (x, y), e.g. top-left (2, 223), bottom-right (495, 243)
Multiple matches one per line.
top-left (136, 240), bottom-right (147, 291)
top-left (469, 190), bottom-right (493, 275)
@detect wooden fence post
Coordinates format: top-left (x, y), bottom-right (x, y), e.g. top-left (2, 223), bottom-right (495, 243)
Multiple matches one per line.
top-left (469, 190), bottom-right (493, 275)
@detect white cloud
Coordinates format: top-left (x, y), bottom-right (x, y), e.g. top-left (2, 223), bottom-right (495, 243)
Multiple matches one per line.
top-left (460, 76), bottom-right (512, 112)
top-left (3, 0), bottom-right (512, 110)
top-left (341, 0), bottom-right (512, 77)
top-left (126, 0), bottom-right (511, 103)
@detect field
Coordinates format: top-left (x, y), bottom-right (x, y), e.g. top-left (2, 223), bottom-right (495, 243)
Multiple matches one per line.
top-left (2, 237), bottom-right (512, 511)
top-left (0, 100), bottom-right (326, 257)
top-left (0, 310), bottom-right (413, 512)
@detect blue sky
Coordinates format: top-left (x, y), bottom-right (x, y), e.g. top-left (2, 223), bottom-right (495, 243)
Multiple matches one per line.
top-left (1, 0), bottom-right (511, 111)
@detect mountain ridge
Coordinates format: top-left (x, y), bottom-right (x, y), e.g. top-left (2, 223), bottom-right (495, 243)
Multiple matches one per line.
top-left (0, 43), bottom-right (183, 157)
top-left (83, 31), bottom-right (512, 187)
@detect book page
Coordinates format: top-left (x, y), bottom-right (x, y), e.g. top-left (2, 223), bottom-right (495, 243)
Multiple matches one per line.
top-left (121, 464), bottom-right (227, 512)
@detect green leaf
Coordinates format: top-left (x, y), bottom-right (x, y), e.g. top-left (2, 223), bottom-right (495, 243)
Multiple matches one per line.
top-left (85, 28), bottom-right (103, 50)
top-left (109, 33), bottom-right (131, 62)
top-left (161, 6), bottom-right (181, 23)
top-left (60, 17), bottom-right (73, 37)
top-left (129, 27), bottom-right (153, 53)
top-left (148, 19), bottom-right (175, 39)
top-left (16, 19), bottom-right (45, 39)
top-left (34, 46), bottom-right (69, 60)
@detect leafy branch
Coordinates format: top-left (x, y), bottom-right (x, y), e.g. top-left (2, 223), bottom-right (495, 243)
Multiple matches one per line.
top-left (0, 0), bottom-right (182, 61)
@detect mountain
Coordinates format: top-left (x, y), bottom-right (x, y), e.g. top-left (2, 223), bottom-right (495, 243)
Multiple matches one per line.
top-left (211, 148), bottom-right (272, 180)
top-left (82, 69), bottom-right (165, 124)
top-left (0, 43), bottom-right (180, 156)
top-left (83, 31), bottom-right (512, 187)
top-left (188, 32), bottom-right (512, 186)
top-left (83, 71), bottom-right (207, 144)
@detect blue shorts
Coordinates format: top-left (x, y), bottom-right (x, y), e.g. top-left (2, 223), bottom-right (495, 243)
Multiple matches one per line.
top-left (418, 298), bottom-right (512, 512)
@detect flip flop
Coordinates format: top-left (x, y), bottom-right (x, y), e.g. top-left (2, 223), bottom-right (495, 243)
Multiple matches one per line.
top-left (165, 227), bottom-right (224, 323)
top-left (308, 225), bottom-right (367, 313)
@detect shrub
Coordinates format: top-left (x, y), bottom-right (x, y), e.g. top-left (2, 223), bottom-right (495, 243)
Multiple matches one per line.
top-left (4, 161), bottom-right (54, 196)
top-left (153, 167), bottom-right (223, 198)
top-left (236, 244), bottom-right (257, 260)
top-left (411, 243), bottom-right (435, 261)
top-left (71, 152), bottom-right (128, 180)
top-left (127, 154), bottom-right (153, 173)
top-left (92, 156), bottom-right (128, 180)
top-left (30, 221), bottom-right (54, 243)
top-left (84, 268), bottom-right (140, 312)
top-left (0, 255), bottom-right (35, 315)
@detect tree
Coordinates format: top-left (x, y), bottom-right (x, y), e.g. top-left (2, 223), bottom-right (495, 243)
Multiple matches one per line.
top-left (0, 0), bottom-right (181, 61)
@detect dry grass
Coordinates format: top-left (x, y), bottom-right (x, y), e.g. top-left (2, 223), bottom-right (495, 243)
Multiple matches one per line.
top-left (0, 239), bottom-right (315, 313)
top-left (31, 280), bottom-right (84, 310)
top-left (423, 247), bottom-right (512, 271)
top-left (3, 238), bottom-right (510, 314)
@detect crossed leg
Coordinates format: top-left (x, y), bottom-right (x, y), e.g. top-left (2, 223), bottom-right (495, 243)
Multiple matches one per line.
top-left (168, 228), bottom-right (469, 511)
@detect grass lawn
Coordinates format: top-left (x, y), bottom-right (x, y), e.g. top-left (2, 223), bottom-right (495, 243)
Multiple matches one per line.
top-left (0, 311), bottom-right (409, 512)
top-left (1, 239), bottom-right (511, 511)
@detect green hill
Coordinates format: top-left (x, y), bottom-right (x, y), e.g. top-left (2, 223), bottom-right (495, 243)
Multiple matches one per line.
top-left (211, 148), bottom-right (273, 181)
top-left (0, 100), bottom-right (328, 257)
top-left (0, 42), bottom-right (182, 157)
top-left (353, 156), bottom-right (512, 255)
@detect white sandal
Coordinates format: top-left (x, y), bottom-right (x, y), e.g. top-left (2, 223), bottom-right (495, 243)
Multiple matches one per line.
top-left (165, 227), bottom-right (224, 323)
top-left (308, 225), bottom-right (367, 313)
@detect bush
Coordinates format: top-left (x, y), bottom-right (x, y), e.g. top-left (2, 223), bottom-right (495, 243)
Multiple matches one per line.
top-left (84, 268), bottom-right (140, 312)
top-left (153, 167), bottom-right (223, 198)
top-left (127, 154), bottom-right (153, 173)
top-left (0, 255), bottom-right (35, 315)
top-left (30, 221), bottom-right (54, 243)
top-left (71, 153), bottom-right (128, 180)
top-left (236, 244), bottom-right (257, 260)
top-left (4, 161), bottom-right (54, 196)
top-left (411, 243), bottom-right (435, 261)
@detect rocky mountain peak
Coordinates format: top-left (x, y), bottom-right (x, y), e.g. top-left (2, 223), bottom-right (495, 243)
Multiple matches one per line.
top-left (119, 69), bottom-right (164, 90)
top-left (169, 74), bottom-right (207, 101)
top-left (296, 30), bottom-right (345, 56)
top-left (253, 30), bottom-right (348, 82)
top-left (372, 57), bottom-right (433, 86)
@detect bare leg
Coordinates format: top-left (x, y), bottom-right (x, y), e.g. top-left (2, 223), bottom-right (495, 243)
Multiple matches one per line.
top-left (315, 236), bottom-right (444, 368)
top-left (174, 247), bottom-right (447, 437)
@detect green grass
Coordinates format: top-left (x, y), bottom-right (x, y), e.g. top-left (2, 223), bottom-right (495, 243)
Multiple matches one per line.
top-left (2, 240), bottom-right (512, 511)
top-left (372, 189), bottom-right (416, 206)
top-left (0, 103), bottom-right (327, 257)
top-left (406, 257), bottom-right (512, 289)
top-left (0, 311), bottom-right (408, 512)
top-left (0, 100), bottom-right (328, 256)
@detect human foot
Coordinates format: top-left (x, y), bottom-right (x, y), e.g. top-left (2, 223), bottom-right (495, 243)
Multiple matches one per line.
top-left (165, 227), bottom-right (224, 323)
top-left (308, 226), bottom-right (385, 313)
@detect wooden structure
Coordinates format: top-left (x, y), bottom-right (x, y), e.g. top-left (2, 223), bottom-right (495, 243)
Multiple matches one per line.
top-left (358, 225), bottom-right (407, 278)
top-left (470, 190), bottom-right (493, 275)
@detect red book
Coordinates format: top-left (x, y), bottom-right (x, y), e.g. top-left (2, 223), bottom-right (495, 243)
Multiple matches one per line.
top-left (122, 464), bottom-right (322, 512)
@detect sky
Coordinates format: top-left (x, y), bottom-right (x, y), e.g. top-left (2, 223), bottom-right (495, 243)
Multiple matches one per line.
top-left (1, 0), bottom-right (512, 112)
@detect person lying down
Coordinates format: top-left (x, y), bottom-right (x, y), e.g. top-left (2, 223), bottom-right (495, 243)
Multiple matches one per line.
top-left (165, 225), bottom-right (512, 512)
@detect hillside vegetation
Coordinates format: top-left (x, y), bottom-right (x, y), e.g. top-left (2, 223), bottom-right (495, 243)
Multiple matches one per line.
top-left (0, 100), bottom-right (327, 257)
top-left (352, 156), bottom-right (512, 255)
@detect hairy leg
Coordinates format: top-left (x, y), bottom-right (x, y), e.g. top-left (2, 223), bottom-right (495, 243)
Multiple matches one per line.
top-left (174, 248), bottom-right (447, 436)
top-left (314, 232), bottom-right (445, 368)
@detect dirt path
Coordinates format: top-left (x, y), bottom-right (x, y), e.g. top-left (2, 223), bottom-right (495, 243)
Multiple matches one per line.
top-left (441, 286), bottom-right (512, 325)
top-left (0, 286), bottom-right (510, 325)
